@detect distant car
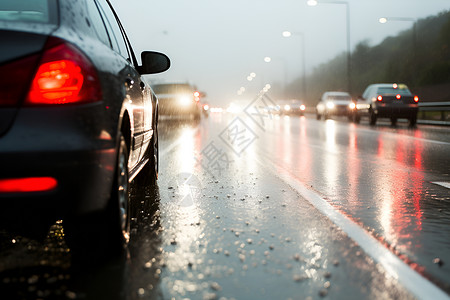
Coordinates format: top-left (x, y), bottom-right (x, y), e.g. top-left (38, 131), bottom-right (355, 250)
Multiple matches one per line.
top-left (152, 83), bottom-right (202, 119)
top-left (201, 102), bottom-right (210, 117)
top-left (276, 99), bottom-right (306, 116)
top-left (353, 83), bottom-right (419, 126)
top-left (0, 0), bottom-right (170, 257)
top-left (316, 91), bottom-right (354, 120)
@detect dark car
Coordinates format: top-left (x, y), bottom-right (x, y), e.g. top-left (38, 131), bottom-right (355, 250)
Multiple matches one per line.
top-left (316, 91), bottom-right (354, 120)
top-left (0, 0), bottom-right (170, 257)
top-left (353, 83), bottom-right (419, 126)
top-left (276, 99), bottom-right (306, 116)
top-left (152, 83), bottom-right (202, 119)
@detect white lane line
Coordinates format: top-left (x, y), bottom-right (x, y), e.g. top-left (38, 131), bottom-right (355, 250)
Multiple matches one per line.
top-left (432, 182), bottom-right (450, 189)
top-left (258, 158), bottom-right (450, 300)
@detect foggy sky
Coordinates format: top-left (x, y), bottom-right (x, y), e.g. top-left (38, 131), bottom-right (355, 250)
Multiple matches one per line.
top-left (110, 0), bottom-right (449, 105)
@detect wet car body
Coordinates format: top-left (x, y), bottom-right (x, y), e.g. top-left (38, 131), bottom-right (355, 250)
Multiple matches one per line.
top-left (354, 83), bottom-right (419, 126)
top-left (152, 83), bottom-right (202, 119)
top-left (316, 91), bottom-right (354, 120)
top-left (0, 0), bottom-right (169, 255)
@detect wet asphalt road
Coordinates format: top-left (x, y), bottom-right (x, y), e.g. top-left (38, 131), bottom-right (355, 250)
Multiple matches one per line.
top-left (1, 111), bottom-right (450, 300)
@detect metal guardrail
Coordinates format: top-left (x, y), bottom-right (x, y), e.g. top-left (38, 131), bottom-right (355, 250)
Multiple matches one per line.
top-left (418, 101), bottom-right (450, 126)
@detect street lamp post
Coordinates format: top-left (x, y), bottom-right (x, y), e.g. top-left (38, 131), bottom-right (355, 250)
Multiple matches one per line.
top-left (282, 31), bottom-right (307, 101)
top-left (308, 0), bottom-right (352, 95)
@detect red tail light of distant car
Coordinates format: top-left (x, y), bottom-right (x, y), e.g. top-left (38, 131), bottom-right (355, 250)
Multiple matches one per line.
top-left (193, 91), bottom-right (200, 102)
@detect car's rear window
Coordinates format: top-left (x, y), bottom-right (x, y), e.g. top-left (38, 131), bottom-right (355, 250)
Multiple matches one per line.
top-left (377, 87), bottom-right (412, 96)
top-left (0, 0), bottom-right (57, 24)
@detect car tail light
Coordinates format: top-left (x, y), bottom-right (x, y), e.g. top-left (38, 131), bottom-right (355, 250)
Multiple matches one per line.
top-left (414, 95), bottom-right (419, 102)
top-left (25, 37), bottom-right (102, 105)
top-left (193, 91), bottom-right (200, 102)
top-left (0, 177), bottom-right (58, 193)
top-left (377, 95), bottom-right (383, 101)
top-left (396, 94), bottom-right (401, 100)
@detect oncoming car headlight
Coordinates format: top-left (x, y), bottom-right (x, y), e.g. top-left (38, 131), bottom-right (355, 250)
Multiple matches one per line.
top-left (284, 104), bottom-right (291, 111)
top-left (349, 102), bottom-right (356, 110)
top-left (178, 95), bottom-right (191, 106)
top-left (326, 102), bottom-right (335, 109)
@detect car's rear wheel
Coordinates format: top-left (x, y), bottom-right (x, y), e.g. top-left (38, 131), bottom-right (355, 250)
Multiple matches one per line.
top-left (115, 135), bottom-right (131, 244)
top-left (353, 112), bottom-right (361, 124)
top-left (369, 109), bottom-right (377, 125)
top-left (65, 135), bottom-right (130, 263)
top-left (390, 117), bottom-right (397, 126)
top-left (409, 115), bottom-right (417, 127)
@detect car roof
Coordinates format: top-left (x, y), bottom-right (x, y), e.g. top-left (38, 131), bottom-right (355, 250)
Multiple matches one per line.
top-left (368, 83), bottom-right (409, 88)
top-left (277, 99), bottom-right (303, 104)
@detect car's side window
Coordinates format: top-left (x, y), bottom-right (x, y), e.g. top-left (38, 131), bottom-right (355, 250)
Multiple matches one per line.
top-left (362, 86), bottom-right (371, 99)
top-left (95, 0), bottom-right (130, 60)
top-left (85, 0), bottom-right (111, 47)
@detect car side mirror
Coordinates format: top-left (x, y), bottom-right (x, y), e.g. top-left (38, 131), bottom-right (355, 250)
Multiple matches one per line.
top-left (140, 51), bottom-right (170, 74)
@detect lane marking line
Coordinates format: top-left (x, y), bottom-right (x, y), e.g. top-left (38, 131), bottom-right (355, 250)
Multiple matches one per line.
top-left (258, 158), bottom-right (450, 300)
top-left (433, 182), bottom-right (450, 189)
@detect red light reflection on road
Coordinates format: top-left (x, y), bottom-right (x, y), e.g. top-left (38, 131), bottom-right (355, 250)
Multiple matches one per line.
top-left (376, 134), bottom-right (424, 250)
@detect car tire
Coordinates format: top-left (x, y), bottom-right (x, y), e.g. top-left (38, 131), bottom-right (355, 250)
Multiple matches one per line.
top-left (353, 113), bottom-right (361, 124)
top-left (409, 115), bottom-right (417, 127)
top-left (369, 110), bottom-right (377, 126)
top-left (390, 117), bottom-right (397, 126)
top-left (316, 113), bottom-right (321, 120)
top-left (65, 134), bottom-right (130, 263)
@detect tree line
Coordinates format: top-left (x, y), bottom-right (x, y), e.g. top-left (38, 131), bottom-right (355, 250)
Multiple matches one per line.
top-left (285, 10), bottom-right (450, 104)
